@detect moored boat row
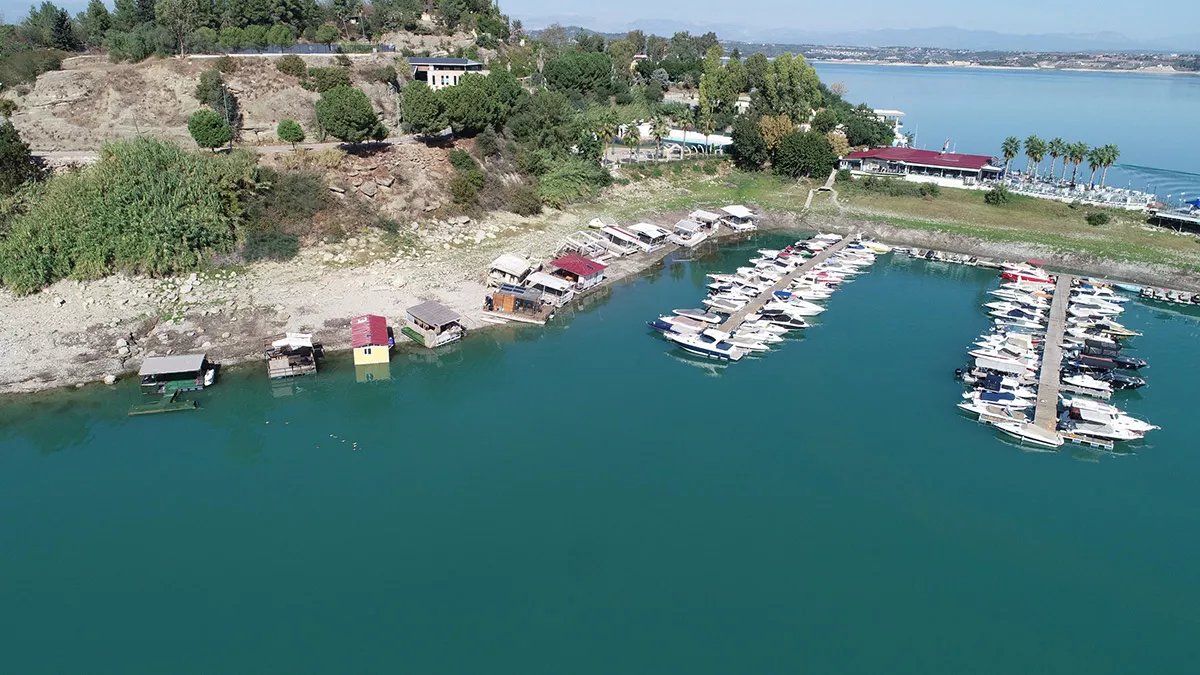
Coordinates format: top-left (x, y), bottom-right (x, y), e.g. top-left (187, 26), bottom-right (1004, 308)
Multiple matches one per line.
top-left (648, 233), bottom-right (888, 362)
top-left (955, 263), bottom-right (1158, 452)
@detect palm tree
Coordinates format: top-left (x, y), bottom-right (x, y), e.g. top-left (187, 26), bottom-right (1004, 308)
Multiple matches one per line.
top-left (622, 123), bottom-right (642, 161)
top-left (1001, 136), bottom-right (1021, 177)
top-left (596, 111), bottom-right (618, 163)
top-left (1086, 147), bottom-right (1103, 189)
top-left (649, 115), bottom-right (669, 160)
top-left (1024, 135), bottom-right (1046, 180)
top-left (1068, 141), bottom-right (1089, 187)
top-left (1047, 137), bottom-right (1067, 184)
top-left (1099, 144), bottom-right (1120, 188)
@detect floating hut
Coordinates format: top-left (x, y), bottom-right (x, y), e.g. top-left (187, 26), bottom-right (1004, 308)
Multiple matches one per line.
top-left (598, 225), bottom-right (641, 256)
top-left (549, 253), bottom-right (607, 291)
top-left (264, 333), bottom-right (319, 379)
top-left (720, 205), bottom-right (758, 231)
top-left (351, 314), bottom-right (392, 366)
top-left (488, 253), bottom-right (535, 287)
top-left (138, 353), bottom-right (215, 394)
top-left (484, 284), bottom-right (553, 324)
top-left (688, 210), bottom-right (722, 228)
top-left (525, 271), bottom-right (576, 307)
top-left (403, 301), bottom-right (465, 349)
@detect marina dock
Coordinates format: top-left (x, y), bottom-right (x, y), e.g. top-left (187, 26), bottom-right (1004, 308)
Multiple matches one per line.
top-left (718, 234), bottom-right (854, 332)
top-left (1033, 274), bottom-right (1073, 431)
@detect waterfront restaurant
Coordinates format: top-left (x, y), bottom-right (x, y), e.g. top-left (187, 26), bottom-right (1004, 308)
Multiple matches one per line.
top-left (404, 301), bottom-right (465, 349)
top-left (351, 314), bottom-right (392, 366)
top-left (549, 254), bottom-right (607, 291)
top-left (840, 147), bottom-right (1005, 186)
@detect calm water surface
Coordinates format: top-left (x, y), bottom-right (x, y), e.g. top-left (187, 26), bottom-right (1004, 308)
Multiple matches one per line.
top-left (3, 236), bottom-right (1199, 673)
top-left (813, 63), bottom-right (1200, 199)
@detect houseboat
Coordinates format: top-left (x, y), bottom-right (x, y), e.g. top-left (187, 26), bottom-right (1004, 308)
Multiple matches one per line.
top-left (720, 205), bottom-right (757, 231)
top-left (598, 225), bottom-right (641, 256)
top-left (484, 284), bottom-right (554, 324)
top-left (264, 333), bottom-right (320, 379)
top-left (403, 301), bottom-right (465, 349)
top-left (487, 253), bottom-right (535, 287)
top-left (525, 272), bottom-right (576, 307)
top-left (138, 353), bottom-right (216, 394)
top-left (669, 218), bottom-right (710, 247)
top-left (549, 253), bottom-right (607, 290)
top-left (351, 314), bottom-right (392, 366)
top-left (627, 223), bottom-right (671, 252)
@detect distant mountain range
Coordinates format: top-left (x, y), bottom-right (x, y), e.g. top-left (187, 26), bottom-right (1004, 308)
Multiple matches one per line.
top-left (523, 16), bottom-right (1200, 53)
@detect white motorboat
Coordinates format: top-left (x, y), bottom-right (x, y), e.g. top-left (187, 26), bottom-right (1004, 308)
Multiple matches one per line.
top-left (649, 314), bottom-right (705, 334)
top-left (739, 319), bottom-right (789, 334)
top-left (733, 329), bottom-right (783, 344)
top-left (748, 313), bottom-right (809, 330)
top-left (1062, 372), bottom-right (1114, 397)
top-left (665, 331), bottom-right (745, 361)
top-left (673, 308), bottom-right (722, 324)
top-left (858, 240), bottom-right (892, 254)
top-left (761, 300), bottom-right (824, 317)
top-left (1062, 397), bottom-right (1158, 434)
top-left (703, 297), bottom-right (746, 313)
top-left (1069, 305), bottom-right (1122, 319)
top-left (991, 420), bottom-right (1063, 448)
top-left (707, 329), bottom-right (770, 352)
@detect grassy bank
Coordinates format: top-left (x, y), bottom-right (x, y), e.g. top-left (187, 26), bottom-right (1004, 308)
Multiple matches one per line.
top-left (597, 168), bottom-right (1200, 273)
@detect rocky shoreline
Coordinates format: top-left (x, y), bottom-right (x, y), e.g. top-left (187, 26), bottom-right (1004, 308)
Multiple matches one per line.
top-left (0, 201), bottom-right (1194, 398)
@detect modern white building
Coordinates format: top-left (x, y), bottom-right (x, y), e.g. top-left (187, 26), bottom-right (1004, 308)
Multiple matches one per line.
top-left (408, 57), bottom-right (488, 90)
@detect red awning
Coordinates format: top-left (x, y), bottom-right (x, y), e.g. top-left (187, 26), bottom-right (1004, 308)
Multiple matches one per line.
top-left (1026, 259), bottom-right (1045, 266)
top-left (550, 253), bottom-right (607, 277)
top-left (351, 314), bottom-right (388, 348)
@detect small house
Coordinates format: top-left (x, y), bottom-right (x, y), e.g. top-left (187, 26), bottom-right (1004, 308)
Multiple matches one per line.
top-left (488, 253), bottom-right (534, 287)
top-left (407, 57), bottom-right (489, 90)
top-left (351, 314), bottom-right (392, 366)
top-left (139, 353), bottom-right (215, 394)
top-left (627, 223), bottom-right (672, 252)
top-left (264, 333), bottom-right (319, 379)
top-left (485, 283), bottom-right (553, 324)
top-left (549, 253), bottom-right (607, 291)
top-left (525, 271), bottom-right (576, 307)
top-left (404, 301), bottom-right (465, 349)
top-left (720, 205), bottom-right (758, 231)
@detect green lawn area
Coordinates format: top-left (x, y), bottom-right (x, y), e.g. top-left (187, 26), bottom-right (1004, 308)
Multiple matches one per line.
top-left (588, 169), bottom-right (1200, 272)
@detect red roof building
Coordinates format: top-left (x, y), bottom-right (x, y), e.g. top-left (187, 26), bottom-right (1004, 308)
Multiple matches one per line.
top-left (350, 314), bottom-right (389, 348)
top-left (549, 254), bottom-right (607, 290)
top-left (840, 147), bottom-right (1004, 185)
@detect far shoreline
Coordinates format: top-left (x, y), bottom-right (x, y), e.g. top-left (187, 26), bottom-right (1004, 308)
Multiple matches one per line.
top-left (810, 59), bottom-right (1200, 77)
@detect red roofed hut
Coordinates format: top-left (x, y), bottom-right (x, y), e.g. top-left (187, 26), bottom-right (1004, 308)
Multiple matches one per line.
top-left (549, 253), bottom-right (607, 290)
top-left (351, 314), bottom-right (392, 366)
top-left (840, 147), bottom-right (1004, 187)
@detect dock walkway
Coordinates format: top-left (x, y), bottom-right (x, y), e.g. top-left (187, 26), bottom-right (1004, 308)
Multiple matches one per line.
top-left (1033, 274), bottom-right (1073, 431)
top-left (718, 234), bottom-right (854, 333)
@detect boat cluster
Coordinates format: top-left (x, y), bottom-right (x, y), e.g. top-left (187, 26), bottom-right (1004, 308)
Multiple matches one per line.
top-left (956, 263), bottom-right (1157, 449)
top-left (647, 234), bottom-right (888, 361)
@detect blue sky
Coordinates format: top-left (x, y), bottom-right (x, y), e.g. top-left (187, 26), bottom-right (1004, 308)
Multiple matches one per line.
top-left (3, 0), bottom-right (1196, 41)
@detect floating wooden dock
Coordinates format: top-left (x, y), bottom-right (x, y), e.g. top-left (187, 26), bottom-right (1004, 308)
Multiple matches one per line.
top-left (718, 234), bottom-right (854, 333)
top-left (1033, 274), bottom-right (1073, 432)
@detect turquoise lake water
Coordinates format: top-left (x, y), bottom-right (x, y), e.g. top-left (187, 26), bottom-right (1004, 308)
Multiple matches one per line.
top-left (3, 235), bottom-right (1199, 673)
top-left (812, 63), bottom-right (1200, 200)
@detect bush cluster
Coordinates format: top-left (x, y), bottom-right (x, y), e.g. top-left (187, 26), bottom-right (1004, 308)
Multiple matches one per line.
top-left (1086, 211), bottom-right (1112, 226)
top-left (857, 176), bottom-right (940, 198)
top-left (275, 55), bottom-right (307, 78)
top-left (305, 66), bottom-right (351, 93)
top-left (984, 184), bottom-right (1012, 205)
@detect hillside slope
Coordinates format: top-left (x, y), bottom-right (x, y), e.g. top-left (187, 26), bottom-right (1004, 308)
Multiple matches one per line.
top-left (10, 53), bottom-right (401, 150)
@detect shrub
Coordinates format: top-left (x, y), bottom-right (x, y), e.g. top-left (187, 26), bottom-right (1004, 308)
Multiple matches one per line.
top-left (836, 168), bottom-right (852, 182)
top-left (242, 227), bottom-right (299, 261)
top-left (450, 171), bottom-right (483, 205)
top-left (538, 158), bottom-right (613, 208)
top-left (337, 44), bottom-right (372, 55)
top-left (448, 148), bottom-right (476, 173)
top-left (516, 147), bottom-right (552, 175)
top-left (314, 86), bottom-right (386, 143)
top-left (307, 66), bottom-right (351, 92)
top-left (370, 65), bottom-right (398, 87)
top-left (0, 49), bottom-right (67, 89)
top-left (187, 109), bottom-right (232, 150)
top-left (475, 126), bottom-right (500, 157)
top-left (1086, 211), bottom-right (1112, 226)
top-left (0, 98), bottom-right (17, 118)
top-left (0, 120), bottom-right (43, 195)
top-left (703, 162), bottom-right (718, 175)
top-left (774, 130), bottom-right (837, 178)
top-left (506, 182), bottom-right (542, 215)
top-left (334, 53), bottom-right (353, 67)
top-left (984, 183), bottom-right (1011, 205)
top-left (276, 119), bottom-right (305, 149)
top-left (0, 139), bottom-right (260, 294)
top-left (251, 169), bottom-right (329, 227)
top-left (214, 55), bottom-right (238, 73)
top-left (275, 54), bottom-right (307, 77)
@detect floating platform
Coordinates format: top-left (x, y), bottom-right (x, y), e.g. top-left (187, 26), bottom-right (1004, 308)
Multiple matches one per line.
top-left (128, 391), bottom-right (197, 416)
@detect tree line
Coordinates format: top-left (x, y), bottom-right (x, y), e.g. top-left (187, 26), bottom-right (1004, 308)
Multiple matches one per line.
top-left (1001, 135), bottom-right (1121, 189)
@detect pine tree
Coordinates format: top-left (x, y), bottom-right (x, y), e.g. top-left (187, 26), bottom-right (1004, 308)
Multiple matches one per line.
top-left (50, 8), bottom-right (79, 51)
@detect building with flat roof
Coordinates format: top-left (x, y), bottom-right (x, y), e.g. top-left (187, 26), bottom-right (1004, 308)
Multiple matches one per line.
top-left (840, 147), bottom-right (1005, 187)
top-left (407, 57), bottom-right (488, 90)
